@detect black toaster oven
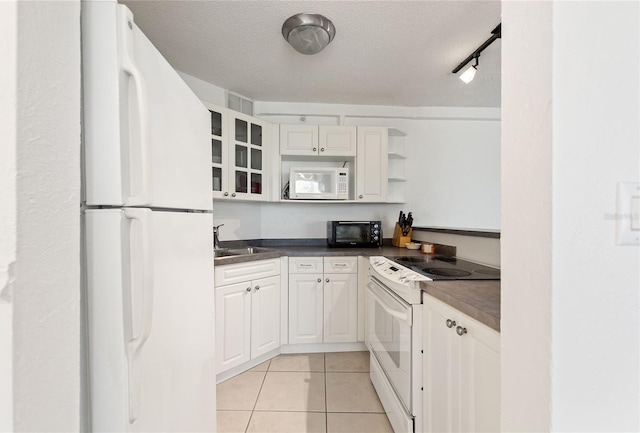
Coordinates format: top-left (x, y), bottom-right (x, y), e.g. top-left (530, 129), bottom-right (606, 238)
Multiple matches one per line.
top-left (327, 221), bottom-right (382, 247)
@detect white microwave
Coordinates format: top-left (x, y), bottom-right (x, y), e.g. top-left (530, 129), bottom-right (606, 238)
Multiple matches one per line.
top-left (289, 167), bottom-right (349, 200)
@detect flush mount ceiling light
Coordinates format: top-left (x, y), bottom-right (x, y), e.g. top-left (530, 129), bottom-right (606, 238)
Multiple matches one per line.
top-left (452, 24), bottom-right (501, 84)
top-left (282, 13), bottom-right (336, 55)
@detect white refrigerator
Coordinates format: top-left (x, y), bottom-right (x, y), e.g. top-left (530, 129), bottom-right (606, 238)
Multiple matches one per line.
top-left (82, 1), bottom-right (216, 431)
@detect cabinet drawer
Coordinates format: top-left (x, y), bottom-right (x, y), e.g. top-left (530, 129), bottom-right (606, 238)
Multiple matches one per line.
top-left (215, 258), bottom-right (280, 287)
top-left (289, 257), bottom-right (324, 274)
top-left (323, 256), bottom-right (357, 274)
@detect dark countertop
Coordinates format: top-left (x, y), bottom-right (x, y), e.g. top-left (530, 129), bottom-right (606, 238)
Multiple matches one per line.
top-left (213, 243), bottom-right (428, 265)
top-left (421, 280), bottom-right (500, 332)
top-left (278, 245), bottom-right (427, 258)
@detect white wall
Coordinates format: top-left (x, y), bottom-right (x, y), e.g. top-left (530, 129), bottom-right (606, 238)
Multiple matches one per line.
top-left (260, 202), bottom-right (401, 240)
top-left (212, 201), bottom-right (263, 241)
top-left (179, 71), bottom-right (227, 107)
top-left (0, 1), bottom-right (17, 430)
top-left (502, 1), bottom-right (640, 431)
top-left (12, 2), bottom-right (82, 431)
top-left (411, 231), bottom-right (500, 267)
top-left (501, 2), bottom-right (553, 429)
top-left (551, 2), bottom-right (639, 430)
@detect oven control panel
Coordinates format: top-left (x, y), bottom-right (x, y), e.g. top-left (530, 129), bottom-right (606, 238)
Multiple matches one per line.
top-left (370, 257), bottom-right (430, 285)
top-left (369, 256), bottom-right (428, 305)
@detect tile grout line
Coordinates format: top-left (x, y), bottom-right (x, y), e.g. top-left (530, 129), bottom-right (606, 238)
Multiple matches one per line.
top-left (244, 360), bottom-right (270, 433)
top-left (324, 352), bottom-right (328, 433)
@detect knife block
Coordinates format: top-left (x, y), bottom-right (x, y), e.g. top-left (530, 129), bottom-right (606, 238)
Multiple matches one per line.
top-left (392, 223), bottom-right (412, 247)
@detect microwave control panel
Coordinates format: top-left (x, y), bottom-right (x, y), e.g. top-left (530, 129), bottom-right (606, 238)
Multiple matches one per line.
top-left (337, 171), bottom-right (348, 200)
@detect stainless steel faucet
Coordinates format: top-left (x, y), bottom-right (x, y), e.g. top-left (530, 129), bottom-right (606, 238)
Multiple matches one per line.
top-left (213, 224), bottom-right (224, 250)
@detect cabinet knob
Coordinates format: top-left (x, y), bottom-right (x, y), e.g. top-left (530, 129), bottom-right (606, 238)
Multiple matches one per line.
top-left (456, 326), bottom-right (467, 336)
top-left (313, 147), bottom-right (317, 152)
top-left (246, 287), bottom-right (251, 292)
top-left (254, 285), bottom-right (260, 291)
top-left (223, 192), bottom-right (229, 197)
top-left (446, 319), bottom-right (456, 328)
top-left (326, 278), bottom-right (330, 283)
top-left (317, 278), bottom-right (321, 283)
top-left (359, 195), bottom-right (364, 199)
top-left (320, 148), bottom-right (325, 152)
top-left (231, 193), bottom-right (236, 197)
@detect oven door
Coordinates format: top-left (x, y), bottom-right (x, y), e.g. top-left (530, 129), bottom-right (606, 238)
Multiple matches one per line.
top-left (366, 276), bottom-right (413, 412)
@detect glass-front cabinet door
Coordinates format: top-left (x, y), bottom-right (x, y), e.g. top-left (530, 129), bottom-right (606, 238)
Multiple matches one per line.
top-left (203, 102), bottom-right (269, 202)
top-left (228, 111), bottom-right (268, 201)
top-left (209, 108), bottom-right (229, 197)
top-left (204, 103), bottom-right (229, 200)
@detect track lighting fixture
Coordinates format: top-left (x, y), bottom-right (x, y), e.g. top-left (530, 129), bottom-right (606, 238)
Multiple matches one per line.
top-left (452, 24), bottom-right (501, 84)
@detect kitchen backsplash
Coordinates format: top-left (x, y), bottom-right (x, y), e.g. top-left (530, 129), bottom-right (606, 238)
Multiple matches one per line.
top-left (411, 230), bottom-right (500, 267)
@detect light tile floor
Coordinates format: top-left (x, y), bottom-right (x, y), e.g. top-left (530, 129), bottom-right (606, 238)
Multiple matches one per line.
top-left (217, 351), bottom-right (394, 433)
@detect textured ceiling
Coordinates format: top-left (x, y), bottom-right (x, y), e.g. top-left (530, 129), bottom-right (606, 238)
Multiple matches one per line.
top-left (120, 1), bottom-right (502, 107)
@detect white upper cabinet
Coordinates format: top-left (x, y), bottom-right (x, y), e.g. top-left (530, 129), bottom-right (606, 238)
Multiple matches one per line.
top-left (319, 126), bottom-right (357, 156)
top-left (356, 127), bottom-right (388, 202)
top-left (280, 124), bottom-right (318, 156)
top-left (229, 111), bottom-right (269, 201)
top-left (207, 104), bottom-right (230, 199)
top-left (280, 124), bottom-right (356, 156)
top-left (204, 102), bottom-right (270, 202)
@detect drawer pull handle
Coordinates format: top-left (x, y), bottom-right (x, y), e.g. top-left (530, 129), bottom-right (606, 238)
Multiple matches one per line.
top-left (254, 285), bottom-right (260, 291)
top-left (246, 287), bottom-right (251, 292)
top-left (317, 278), bottom-right (321, 283)
top-left (446, 319), bottom-right (456, 328)
top-left (456, 326), bottom-right (467, 336)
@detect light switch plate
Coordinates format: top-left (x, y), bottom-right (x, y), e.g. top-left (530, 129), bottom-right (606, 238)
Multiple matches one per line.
top-left (631, 197), bottom-right (640, 231)
top-left (616, 182), bottom-right (640, 245)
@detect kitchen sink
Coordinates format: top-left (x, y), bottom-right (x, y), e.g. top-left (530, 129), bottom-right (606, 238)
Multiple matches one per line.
top-left (214, 247), bottom-right (277, 258)
top-left (227, 247), bottom-right (274, 255)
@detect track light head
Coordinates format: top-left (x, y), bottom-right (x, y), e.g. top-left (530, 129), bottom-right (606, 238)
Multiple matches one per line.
top-left (459, 55), bottom-right (479, 84)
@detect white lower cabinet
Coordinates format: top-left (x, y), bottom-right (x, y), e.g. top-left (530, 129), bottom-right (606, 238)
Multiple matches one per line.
top-left (323, 273), bottom-right (358, 342)
top-left (288, 273), bottom-right (324, 344)
top-left (423, 294), bottom-right (500, 433)
top-left (215, 259), bottom-right (280, 373)
top-left (288, 256), bottom-right (358, 344)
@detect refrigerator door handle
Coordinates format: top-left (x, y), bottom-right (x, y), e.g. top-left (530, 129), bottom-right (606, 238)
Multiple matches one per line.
top-left (118, 6), bottom-right (152, 207)
top-left (123, 208), bottom-right (154, 423)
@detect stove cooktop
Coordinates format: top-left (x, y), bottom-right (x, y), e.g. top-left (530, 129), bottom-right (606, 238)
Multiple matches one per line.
top-left (386, 255), bottom-right (500, 281)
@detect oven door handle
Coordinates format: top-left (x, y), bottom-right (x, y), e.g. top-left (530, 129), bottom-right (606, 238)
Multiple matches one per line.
top-left (367, 281), bottom-right (411, 323)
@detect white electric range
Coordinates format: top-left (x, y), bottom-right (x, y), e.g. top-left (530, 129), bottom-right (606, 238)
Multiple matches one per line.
top-left (366, 256), bottom-right (428, 433)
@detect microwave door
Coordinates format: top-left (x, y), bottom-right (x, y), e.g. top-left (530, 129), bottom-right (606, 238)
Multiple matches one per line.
top-left (291, 171), bottom-right (336, 199)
